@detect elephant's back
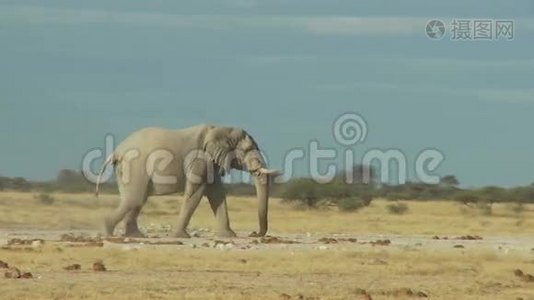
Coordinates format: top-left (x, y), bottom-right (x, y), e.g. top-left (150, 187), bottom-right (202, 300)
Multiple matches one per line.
top-left (115, 127), bottom-right (181, 152)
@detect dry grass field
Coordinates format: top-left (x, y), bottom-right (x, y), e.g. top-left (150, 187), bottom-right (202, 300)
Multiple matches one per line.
top-left (0, 191), bottom-right (533, 299)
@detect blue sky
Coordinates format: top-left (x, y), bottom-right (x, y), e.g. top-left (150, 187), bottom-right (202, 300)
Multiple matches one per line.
top-left (1, 1), bottom-right (534, 187)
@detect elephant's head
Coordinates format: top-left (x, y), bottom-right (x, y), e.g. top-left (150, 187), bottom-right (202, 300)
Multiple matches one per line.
top-left (203, 126), bottom-right (280, 236)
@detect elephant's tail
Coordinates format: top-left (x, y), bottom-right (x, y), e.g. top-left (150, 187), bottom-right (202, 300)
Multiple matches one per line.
top-left (95, 154), bottom-right (115, 197)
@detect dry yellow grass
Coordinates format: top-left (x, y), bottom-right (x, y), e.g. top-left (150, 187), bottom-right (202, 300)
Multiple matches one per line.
top-left (0, 191), bottom-right (532, 236)
top-left (0, 191), bottom-right (533, 299)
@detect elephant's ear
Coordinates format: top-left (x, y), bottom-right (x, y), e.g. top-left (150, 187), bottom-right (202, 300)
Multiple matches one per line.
top-left (203, 127), bottom-right (236, 175)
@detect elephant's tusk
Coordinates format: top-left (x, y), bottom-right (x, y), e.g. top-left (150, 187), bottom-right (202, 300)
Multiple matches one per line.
top-left (256, 168), bottom-right (282, 177)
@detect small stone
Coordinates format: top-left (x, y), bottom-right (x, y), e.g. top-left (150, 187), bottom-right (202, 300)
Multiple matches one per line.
top-left (5, 267), bottom-right (21, 278)
top-left (31, 240), bottom-right (44, 249)
top-left (93, 260), bottom-right (106, 272)
top-left (416, 291), bottom-right (428, 297)
top-left (368, 259), bottom-right (388, 265)
top-left (20, 272), bottom-right (33, 279)
top-left (0, 260), bottom-right (8, 268)
top-left (64, 264), bottom-right (81, 271)
top-left (279, 293), bottom-right (292, 299)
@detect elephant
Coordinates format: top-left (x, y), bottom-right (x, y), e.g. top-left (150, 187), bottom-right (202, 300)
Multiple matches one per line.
top-left (95, 124), bottom-right (280, 238)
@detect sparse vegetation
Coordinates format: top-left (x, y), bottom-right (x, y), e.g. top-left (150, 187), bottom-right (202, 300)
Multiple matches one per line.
top-left (506, 202), bottom-right (526, 215)
top-left (0, 191), bottom-right (532, 299)
top-left (386, 202), bottom-right (409, 215)
top-left (475, 200), bottom-right (493, 216)
top-left (3, 170), bottom-right (534, 209)
top-left (280, 178), bottom-right (322, 208)
top-left (36, 193), bottom-right (55, 205)
top-left (337, 197), bottom-right (368, 212)
top-left (280, 178), bottom-right (375, 211)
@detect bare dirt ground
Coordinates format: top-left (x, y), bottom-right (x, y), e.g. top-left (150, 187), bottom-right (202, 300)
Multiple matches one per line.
top-left (1, 192), bottom-right (533, 299)
top-left (1, 229), bottom-right (533, 300)
top-left (1, 229), bottom-right (533, 253)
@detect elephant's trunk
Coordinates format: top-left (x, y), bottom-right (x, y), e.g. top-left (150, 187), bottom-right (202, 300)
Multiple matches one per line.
top-left (254, 174), bottom-right (269, 236)
top-left (244, 151), bottom-right (279, 237)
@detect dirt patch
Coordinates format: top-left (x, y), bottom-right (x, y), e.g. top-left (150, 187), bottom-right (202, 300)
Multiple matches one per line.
top-left (105, 237), bottom-right (183, 245)
top-left (4, 265), bottom-right (33, 279)
top-left (369, 239), bottom-right (391, 246)
top-left (456, 235), bottom-right (483, 240)
top-left (60, 233), bottom-right (101, 243)
top-left (93, 260), bottom-right (107, 272)
top-left (0, 260), bottom-right (9, 268)
top-left (432, 235), bottom-right (483, 240)
top-left (277, 294), bottom-right (320, 300)
top-left (251, 236), bottom-right (300, 244)
top-left (317, 237), bottom-right (358, 244)
top-left (378, 288), bottom-right (428, 298)
top-left (354, 288), bottom-right (373, 299)
top-left (58, 234), bottom-right (184, 246)
top-left (7, 238), bottom-right (45, 245)
top-left (65, 241), bottom-right (104, 248)
top-left (64, 264), bottom-right (82, 271)
top-left (514, 269), bottom-right (534, 282)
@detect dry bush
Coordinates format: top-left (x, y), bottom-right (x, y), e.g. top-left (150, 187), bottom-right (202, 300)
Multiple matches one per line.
top-left (35, 193), bottom-right (55, 205)
top-left (386, 202), bottom-right (409, 215)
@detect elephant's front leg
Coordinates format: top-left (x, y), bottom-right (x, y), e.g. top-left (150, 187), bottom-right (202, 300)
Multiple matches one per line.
top-left (174, 182), bottom-right (206, 238)
top-left (206, 182), bottom-right (236, 238)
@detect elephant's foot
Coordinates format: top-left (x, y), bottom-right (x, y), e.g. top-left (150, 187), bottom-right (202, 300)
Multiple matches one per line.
top-left (104, 216), bottom-right (115, 236)
top-left (216, 229), bottom-right (237, 238)
top-left (174, 230), bottom-right (191, 238)
top-left (125, 221), bottom-right (145, 237)
top-left (125, 228), bottom-right (145, 238)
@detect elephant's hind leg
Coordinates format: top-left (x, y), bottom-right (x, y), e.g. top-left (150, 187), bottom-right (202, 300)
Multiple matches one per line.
top-left (105, 201), bottom-right (131, 236)
top-left (124, 205), bottom-right (146, 237)
top-left (105, 182), bottom-right (149, 237)
top-left (206, 182), bottom-right (236, 238)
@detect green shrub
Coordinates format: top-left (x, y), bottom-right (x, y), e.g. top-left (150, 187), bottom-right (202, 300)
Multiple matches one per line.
top-left (337, 197), bottom-right (368, 212)
top-left (36, 193), bottom-right (55, 205)
top-left (478, 186), bottom-right (507, 203)
top-left (475, 200), bottom-right (493, 216)
top-left (453, 190), bottom-right (481, 204)
top-left (506, 202), bottom-right (525, 215)
top-left (281, 178), bottom-right (375, 209)
top-left (386, 202), bottom-right (409, 215)
top-left (281, 178), bottom-right (321, 208)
